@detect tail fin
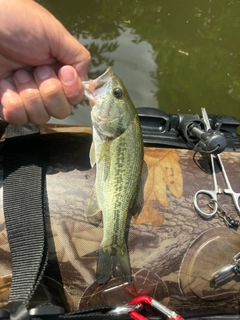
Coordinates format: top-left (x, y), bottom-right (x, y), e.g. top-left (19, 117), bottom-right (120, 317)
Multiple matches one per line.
top-left (96, 245), bottom-right (131, 284)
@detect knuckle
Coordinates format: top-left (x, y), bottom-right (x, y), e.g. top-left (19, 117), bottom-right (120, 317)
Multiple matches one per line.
top-left (3, 108), bottom-right (27, 125)
top-left (21, 88), bottom-right (41, 103)
top-left (40, 80), bottom-right (62, 98)
top-left (33, 114), bottom-right (50, 125)
top-left (88, 52), bottom-right (92, 64)
top-left (41, 115), bottom-right (50, 124)
top-left (1, 94), bottom-right (21, 110)
top-left (63, 81), bottom-right (84, 105)
top-left (55, 103), bottom-right (71, 119)
top-left (44, 99), bottom-right (71, 119)
top-left (85, 51), bottom-right (91, 66)
top-left (67, 93), bottom-right (83, 106)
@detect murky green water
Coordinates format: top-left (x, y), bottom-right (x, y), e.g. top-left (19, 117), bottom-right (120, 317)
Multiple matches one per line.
top-left (38, 0), bottom-right (240, 126)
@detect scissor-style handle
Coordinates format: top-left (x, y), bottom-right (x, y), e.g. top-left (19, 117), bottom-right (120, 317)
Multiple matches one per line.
top-left (194, 189), bottom-right (218, 218)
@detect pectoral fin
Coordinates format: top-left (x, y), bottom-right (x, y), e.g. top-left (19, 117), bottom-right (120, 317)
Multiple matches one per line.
top-left (98, 141), bottom-right (107, 163)
top-left (85, 186), bottom-right (102, 226)
top-left (90, 140), bottom-right (108, 167)
top-left (89, 142), bottom-right (96, 168)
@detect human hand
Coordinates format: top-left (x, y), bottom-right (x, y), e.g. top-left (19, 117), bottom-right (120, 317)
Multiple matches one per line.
top-left (0, 0), bottom-right (91, 125)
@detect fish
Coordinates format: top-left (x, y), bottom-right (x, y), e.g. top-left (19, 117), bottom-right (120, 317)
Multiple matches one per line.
top-left (82, 67), bottom-right (143, 284)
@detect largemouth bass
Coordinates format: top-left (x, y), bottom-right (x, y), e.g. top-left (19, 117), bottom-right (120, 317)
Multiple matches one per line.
top-left (83, 67), bottom-right (143, 284)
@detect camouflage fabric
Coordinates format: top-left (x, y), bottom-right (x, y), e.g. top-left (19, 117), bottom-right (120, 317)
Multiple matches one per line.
top-left (0, 127), bottom-right (240, 316)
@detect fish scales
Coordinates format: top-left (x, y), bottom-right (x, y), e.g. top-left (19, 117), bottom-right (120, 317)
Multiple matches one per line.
top-left (83, 67), bottom-right (143, 284)
top-left (96, 117), bottom-right (142, 253)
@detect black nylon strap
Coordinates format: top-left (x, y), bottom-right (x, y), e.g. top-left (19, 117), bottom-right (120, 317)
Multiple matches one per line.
top-left (3, 123), bottom-right (48, 319)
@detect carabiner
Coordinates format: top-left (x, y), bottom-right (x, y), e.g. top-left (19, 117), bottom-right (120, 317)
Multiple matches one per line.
top-left (108, 304), bottom-right (142, 315)
top-left (128, 295), bottom-right (184, 320)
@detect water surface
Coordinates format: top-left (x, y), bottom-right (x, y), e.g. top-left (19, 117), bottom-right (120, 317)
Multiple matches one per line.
top-left (38, 0), bottom-right (240, 126)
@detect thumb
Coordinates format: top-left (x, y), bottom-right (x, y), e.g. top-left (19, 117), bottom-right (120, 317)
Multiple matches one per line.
top-left (41, 9), bottom-right (91, 80)
top-left (53, 30), bottom-right (91, 80)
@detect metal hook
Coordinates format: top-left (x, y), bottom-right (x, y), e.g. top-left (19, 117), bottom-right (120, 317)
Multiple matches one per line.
top-left (208, 199), bottom-right (239, 228)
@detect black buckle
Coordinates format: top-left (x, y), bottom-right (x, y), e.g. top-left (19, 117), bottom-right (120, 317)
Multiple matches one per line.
top-left (29, 305), bottom-right (65, 317)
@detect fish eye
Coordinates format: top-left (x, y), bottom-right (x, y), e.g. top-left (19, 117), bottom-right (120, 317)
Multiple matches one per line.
top-left (113, 87), bottom-right (123, 99)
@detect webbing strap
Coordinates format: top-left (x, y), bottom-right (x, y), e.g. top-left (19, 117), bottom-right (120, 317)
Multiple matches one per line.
top-left (3, 123), bottom-right (48, 319)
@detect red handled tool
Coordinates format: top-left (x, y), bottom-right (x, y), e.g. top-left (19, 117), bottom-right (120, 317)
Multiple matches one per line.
top-left (128, 295), bottom-right (184, 320)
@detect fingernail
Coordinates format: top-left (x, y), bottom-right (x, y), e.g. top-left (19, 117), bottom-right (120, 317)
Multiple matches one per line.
top-left (0, 79), bottom-right (14, 94)
top-left (59, 66), bottom-right (75, 85)
top-left (14, 70), bottom-right (31, 84)
top-left (35, 66), bottom-right (51, 80)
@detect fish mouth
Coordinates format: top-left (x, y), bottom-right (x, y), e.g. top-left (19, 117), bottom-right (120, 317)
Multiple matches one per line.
top-left (82, 67), bottom-right (114, 108)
